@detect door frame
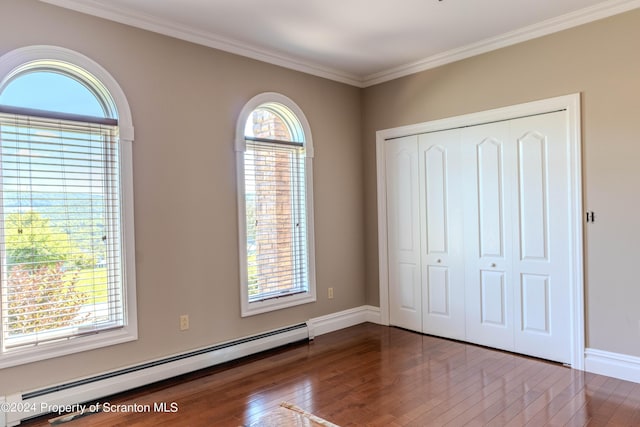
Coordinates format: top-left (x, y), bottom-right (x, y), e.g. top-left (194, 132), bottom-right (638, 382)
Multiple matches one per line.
top-left (376, 93), bottom-right (584, 369)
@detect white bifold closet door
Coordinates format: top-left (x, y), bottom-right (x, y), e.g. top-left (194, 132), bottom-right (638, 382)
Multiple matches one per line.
top-left (386, 111), bottom-right (571, 364)
top-left (418, 130), bottom-right (466, 340)
top-left (462, 112), bottom-right (571, 363)
top-left (386, 135), bottom-right (422, 332)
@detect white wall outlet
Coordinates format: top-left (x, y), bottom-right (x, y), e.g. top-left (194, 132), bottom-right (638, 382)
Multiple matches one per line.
top-left (180, 314), bottom-right (189, 331)
top-left (328, 287), bottom-right (334, 299)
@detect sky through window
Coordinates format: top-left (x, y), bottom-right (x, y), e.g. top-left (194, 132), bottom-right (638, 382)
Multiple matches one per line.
top-left (0, 71), bottom-right (105, 117)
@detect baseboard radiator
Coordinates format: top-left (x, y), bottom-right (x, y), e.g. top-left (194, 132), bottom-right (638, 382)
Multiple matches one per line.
top-left (4, 323), bottom-right (309, 426)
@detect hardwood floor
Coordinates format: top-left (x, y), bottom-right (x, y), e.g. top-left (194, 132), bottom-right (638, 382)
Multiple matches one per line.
top-left (21, 323), bottom-right (640, 426)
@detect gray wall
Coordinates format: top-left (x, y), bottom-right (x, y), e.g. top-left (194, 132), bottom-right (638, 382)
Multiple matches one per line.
top-left (362, 9), bottom-right (640, 357)
top-left (0, 0), bottom-right (365, 394)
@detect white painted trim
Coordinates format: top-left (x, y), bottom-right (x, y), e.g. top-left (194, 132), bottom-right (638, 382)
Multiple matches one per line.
top-left (3, 324), bottom-right (309, 426)
top-left (235, 93), bottom-right (317, 317)
top-left (585, 348), bottom-right (640, 384)
top-left (40, 0), bottom-right (640, 87)
top-left (566, 95), bottom-right (585, 371)
top-left (364, 305), bottom-right (382, 325)
top-left (307, 305), bottom-right (381, 338)
top-left (0, 395), bottom-right (6, 427)
top-left (363, 0), bottom-right (640, 87)
top-left (38, 0), bottom-right (362, 87)
top-left (376, 138), bottom-right (391, 327)
top-left (376, 93), bottom-right (585, 369)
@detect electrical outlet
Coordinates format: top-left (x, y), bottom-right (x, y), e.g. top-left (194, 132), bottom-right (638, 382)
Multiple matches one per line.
top-left (180, 314), bottom-right (189, 331)
top-left (328, 287), bottom-right (334, 299)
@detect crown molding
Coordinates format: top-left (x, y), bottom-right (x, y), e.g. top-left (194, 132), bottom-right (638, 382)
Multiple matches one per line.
top-left (39, 0), bottom-right (363, 86)
top-left (40, 0), bottom-right (640, 88)
top-left (361, 0), bottom-right (640, 87)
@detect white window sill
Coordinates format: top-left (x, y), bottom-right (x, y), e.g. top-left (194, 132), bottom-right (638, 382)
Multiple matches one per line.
top-left (0, 326), bottom-right (137, 369)
top-left (241, 291), bottom-right (316, 317)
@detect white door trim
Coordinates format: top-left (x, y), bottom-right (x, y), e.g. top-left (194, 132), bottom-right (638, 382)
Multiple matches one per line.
top-left (376, 93), bottom-right (584, 369)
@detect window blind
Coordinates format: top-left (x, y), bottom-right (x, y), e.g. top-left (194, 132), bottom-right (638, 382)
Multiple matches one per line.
top-left (244, 139), bottom-right (309, 302)
top-left (0, 112), bottom-right (123, 350)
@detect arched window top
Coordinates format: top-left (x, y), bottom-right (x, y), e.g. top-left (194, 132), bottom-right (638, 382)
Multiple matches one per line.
top-left (0, 59), bottom-right (118, 120)
top-left (0, 68), bottom-right (109, 118)
top-left (236, 92), bottom-right (313, 157)
top-left (0, 46), bottom-right (133, 141)
top-left (244, 102), bottom-right (305, 144)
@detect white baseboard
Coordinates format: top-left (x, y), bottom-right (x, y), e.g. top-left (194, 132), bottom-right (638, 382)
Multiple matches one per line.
top-left (3, 324), bottom-right (309, 426)
top-left (1, 395), bottom-right (6, 427)
top-left (585, 348), bottom-right (640, 384)
top-left (307, 305), bottom-right (381, 338)
top-left (3, 305), bottom-right (381, 426)
top-left (364, 305), bottom-right (382, 324)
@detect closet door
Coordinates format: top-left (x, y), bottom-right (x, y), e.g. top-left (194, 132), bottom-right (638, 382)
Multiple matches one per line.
top-left (462, 122), bottom-right (516, 352)
top-left (384, 110), bottom-right (573, 364)
top-left (386, 136), bottom-right (422, 331)
top-left (510, 112), bottom-right (571, 363)
top-left (418, 130), bottom-right (465, 340)
top-left (462, 112), bottom-right (571, 363)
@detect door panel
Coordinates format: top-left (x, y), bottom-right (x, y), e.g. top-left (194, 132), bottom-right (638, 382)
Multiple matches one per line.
top-left (480, 270), bottom-right (507, 326)
top-left (477, 138), bottom-right (506, 258)
top-left (521, 273), bottom-right (550, 333)
top-left (386, 136), bottom-right (422, 331)
top-left (424, 146), bottom-right (448, 253)
top-left (426, 266), bottom-right (449, 315)
top-left (518, 131), bottom-right (549, 261)
top-left (399, 263), bottom-right (420, 310)
top-left (463, 122), bottom-right (514, 351)
top-left (419, 130), bottom-right (465, 340)
top-left (511, 112), bottom-right (571, 363)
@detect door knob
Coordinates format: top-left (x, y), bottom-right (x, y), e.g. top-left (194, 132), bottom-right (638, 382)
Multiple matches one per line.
top-left (491, 263), bottom-right (496, 268)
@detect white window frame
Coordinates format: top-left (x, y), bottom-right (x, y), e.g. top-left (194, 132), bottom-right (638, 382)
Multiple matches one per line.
top-left (235, 92), bottom-right (316, 317)
top-left (0, 46), bottom-right (137, 368)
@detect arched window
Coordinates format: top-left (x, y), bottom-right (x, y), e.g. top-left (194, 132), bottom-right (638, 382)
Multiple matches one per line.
top-left (0, 46), bottom-right (136, 367)
top-left (236, 93), bottom-right (316, 316)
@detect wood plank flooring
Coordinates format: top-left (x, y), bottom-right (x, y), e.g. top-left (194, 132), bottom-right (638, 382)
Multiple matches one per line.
top-left (21, 323), bottom-right (640, 426)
